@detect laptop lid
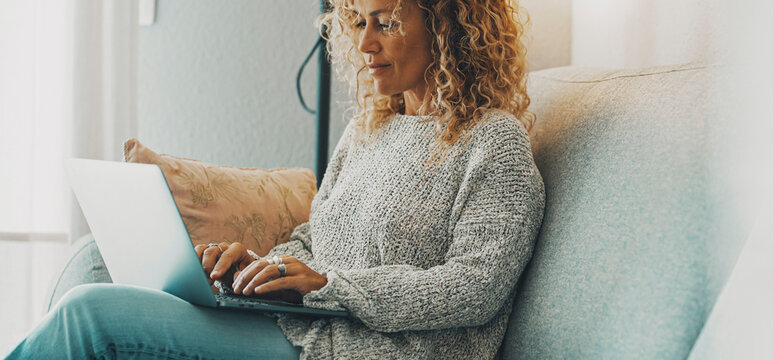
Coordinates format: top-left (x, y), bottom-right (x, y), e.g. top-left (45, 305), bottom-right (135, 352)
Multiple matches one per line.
top-left (66, 158), bottom-right (217, 307)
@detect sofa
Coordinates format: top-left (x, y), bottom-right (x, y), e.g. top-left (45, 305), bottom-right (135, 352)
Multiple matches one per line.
top-left (50, 62), bottom-right (748, 359)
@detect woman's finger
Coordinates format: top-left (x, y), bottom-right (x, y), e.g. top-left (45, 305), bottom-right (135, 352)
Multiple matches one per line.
top-left (254, 276), bottom-right (297, 295)
top-left (243, 263), bottom-right (297, 296)
top-left (210, 242), bottom-right (243, 279)
top-left (277, 256), bottom-right (298, 264)
top-left (200, 245), bottom-right (222, 277)
top-left (242, 264), bottom-right (279, 296)
top-left (233, 260), bottom-right (267, 294)
top-left (234, 259), bottom-right (263, 285)
top-left (194, 244), bottom-right (207, 262)
top-left (232, 261), bottom-right (258, 293)
top-left (261, 255), bottom-right (298, 265)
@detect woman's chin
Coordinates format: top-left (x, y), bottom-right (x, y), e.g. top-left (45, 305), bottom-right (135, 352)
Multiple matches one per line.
top-left (372, 83), bottom-right (398, 97)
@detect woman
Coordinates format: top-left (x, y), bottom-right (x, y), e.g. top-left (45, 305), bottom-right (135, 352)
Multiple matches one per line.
top-left (6, 0), bottom-right (544, 358)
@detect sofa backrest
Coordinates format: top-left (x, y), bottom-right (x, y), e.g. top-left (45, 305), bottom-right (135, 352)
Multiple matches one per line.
top-left (502, 63), bottom-right (751, 359)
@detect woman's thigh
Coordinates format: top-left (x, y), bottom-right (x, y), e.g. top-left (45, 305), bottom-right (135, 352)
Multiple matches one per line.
top-left (8, 283), bottom-right (300, 359)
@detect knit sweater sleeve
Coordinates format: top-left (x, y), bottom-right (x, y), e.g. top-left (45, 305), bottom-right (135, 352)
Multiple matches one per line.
top-left (303, 121), bottom-right (546, 332)
top-left (263, 122), bottom-right (352, 267)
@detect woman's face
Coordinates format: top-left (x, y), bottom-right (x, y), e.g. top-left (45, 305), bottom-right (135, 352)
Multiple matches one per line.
top-left (352, 0), bottom-right (433, 102)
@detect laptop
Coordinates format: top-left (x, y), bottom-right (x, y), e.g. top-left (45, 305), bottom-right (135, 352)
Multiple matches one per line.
top-left (65, 158), bottom-right (348, 318)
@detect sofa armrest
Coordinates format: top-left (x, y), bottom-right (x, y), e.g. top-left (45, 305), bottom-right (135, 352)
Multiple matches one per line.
top-left (48, 234), bottom-right (112, 310)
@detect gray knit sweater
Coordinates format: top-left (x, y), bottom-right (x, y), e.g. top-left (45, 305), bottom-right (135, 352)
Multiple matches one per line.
top-left (263, 109), bottom-right (545, 359)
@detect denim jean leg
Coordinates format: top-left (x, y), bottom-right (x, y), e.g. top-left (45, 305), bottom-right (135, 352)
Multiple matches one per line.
top-left (6, 283), bottom-right (301, 359)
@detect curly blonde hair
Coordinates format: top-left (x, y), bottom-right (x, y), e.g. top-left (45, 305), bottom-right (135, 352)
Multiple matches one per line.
top-left (317, 0), bottom-right (533, 162)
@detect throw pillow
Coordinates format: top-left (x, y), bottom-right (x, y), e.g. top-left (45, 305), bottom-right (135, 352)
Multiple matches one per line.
top-left (123, 138), bottom-right (317, 256)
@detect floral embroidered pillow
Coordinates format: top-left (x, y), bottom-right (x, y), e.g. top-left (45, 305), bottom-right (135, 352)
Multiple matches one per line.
top-left (123, 138), bottom-right (317, 256)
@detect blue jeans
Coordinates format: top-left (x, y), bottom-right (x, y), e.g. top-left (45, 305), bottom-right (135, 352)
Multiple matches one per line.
top-left (5, 284), bottom-right (301, 359)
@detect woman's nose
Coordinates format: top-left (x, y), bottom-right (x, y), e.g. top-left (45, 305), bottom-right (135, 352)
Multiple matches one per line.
top-left (357, 24), bottom-right (380, 55)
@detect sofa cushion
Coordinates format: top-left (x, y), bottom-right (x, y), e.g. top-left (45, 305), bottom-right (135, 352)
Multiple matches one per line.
top-left (502, 63), bottom-right (750, 359)
top-left (124, 138), bottom-right (318, 256)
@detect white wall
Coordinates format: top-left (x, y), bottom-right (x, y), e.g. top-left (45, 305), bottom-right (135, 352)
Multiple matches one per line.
top-left (520, 0), bottom-right (572, 71)
top-left (520, 0), bottom-right (731, 69)
top-left (572, 0), bottom-right (730, 68)
top-left (137, 0), bottom-right (349, 170)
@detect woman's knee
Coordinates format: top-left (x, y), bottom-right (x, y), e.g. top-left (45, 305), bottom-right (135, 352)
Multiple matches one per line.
top-left (52, 284), bottom-right (171, 344)
top-left (56, 283), bottom-right (120, 310)
top-left (54, 283), bottom-right (171, 325)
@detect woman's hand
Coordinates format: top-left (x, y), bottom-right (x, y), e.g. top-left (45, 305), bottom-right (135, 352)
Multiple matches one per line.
top-left (194, 242), bottom-right (253, 285)
top-left (232, 256), bottom-right (327, 299)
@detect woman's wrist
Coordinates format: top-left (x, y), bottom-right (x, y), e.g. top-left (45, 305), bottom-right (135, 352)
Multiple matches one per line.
top-left (307, 273), bottom-right (328, 295)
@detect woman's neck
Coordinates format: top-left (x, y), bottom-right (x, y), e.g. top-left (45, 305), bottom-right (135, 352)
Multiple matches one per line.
top-left (402, 84), bottom-right (432, 116)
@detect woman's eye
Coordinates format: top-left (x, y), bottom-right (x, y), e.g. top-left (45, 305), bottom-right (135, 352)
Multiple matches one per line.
top-left (354, 21), bottom-right (396, 30)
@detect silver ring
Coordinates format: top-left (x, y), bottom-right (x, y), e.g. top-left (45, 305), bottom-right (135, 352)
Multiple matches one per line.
top-left (273, 256), bottom-right (282, 265)
top-left (207, 243), bottom-right (220, 249)
top-left (278, 263), bottom-right (286, 277)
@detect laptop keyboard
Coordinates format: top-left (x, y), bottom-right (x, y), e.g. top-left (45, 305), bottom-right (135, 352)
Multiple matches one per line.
top-left (213, 283), bottom-right (349, 317)
top-left (214, 293), bottom-right (304, 308)
top-left (213, 278), bottom-right (305, 308)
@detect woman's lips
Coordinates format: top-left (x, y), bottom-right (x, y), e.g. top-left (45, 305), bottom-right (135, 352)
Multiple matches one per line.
top-left (368, 64), bottom-right (391, 75)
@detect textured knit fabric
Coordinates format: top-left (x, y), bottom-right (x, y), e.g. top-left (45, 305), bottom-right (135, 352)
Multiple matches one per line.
top-left (263, 109), bottom-right (545, 359)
